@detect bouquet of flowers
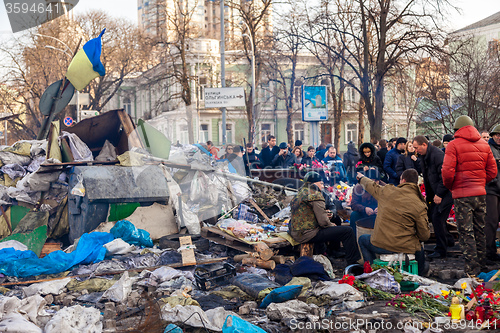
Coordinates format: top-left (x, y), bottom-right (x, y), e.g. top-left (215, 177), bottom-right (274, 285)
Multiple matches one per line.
top-left (291, 163), bottom-right (307, 172)
top-left (327, 184), bottom-right (351, 203)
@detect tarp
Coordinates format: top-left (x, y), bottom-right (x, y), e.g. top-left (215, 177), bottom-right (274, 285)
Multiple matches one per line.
top-left (0, 232), bottom-right (114, 278)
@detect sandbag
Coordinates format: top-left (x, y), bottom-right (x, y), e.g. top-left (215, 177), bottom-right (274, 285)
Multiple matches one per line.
top-left (232, 273), bottom-right (280, 299)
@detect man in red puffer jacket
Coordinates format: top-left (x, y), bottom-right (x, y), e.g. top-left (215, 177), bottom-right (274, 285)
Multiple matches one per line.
top-left (442, 115), bottom-right (498, 275)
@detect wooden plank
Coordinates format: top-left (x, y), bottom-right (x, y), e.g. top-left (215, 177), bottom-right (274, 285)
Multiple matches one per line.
top-left (179, 236), bottom-right (196, 266)
top-left (117, 109), bottom-right (143, 149)
top-left (201, 226), bottom-right (289, 251)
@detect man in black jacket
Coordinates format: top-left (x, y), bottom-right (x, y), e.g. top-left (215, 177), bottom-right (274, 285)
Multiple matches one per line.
top-left (413, 135), bottom-right (454, 258)
top-left (486, 125), bottom-right (500, 261)
top-left (272, 142), bottom-right (297, 168)
top-left (243, 143), bottom-right (260, 176)
top-left (260, 136), bottom-right (279, 168)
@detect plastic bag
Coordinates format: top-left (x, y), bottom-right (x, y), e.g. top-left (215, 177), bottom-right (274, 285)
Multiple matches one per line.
top-left (70, 174), bottom-right (85, 197)
top-left (190, 171), bottom-right (210, 202)
top-left (102, 271), bottom-right (133, 303)
top-left (110, 220), bottom-right (153, 247)
top-left (60, 132), bottom-right (93, 162)
top-left (222, 315), bottom-right (267, 333)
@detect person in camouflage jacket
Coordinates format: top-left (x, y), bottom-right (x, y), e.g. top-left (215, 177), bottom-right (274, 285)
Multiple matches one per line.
top-left (289, 172), bottom-right (361, 265)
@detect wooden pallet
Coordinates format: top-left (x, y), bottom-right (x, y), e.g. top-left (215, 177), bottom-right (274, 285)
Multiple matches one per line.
top-left (201, 226), bottom-right (289, 253)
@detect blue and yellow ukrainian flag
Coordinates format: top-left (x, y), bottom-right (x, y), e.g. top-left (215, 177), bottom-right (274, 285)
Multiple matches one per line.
top-left (66, 29), bottom-right (106, 91)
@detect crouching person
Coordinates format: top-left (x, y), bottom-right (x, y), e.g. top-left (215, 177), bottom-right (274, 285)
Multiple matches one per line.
top-left (289, 171), bottom-right (361, 265)
top-left (356, 169), bottom-right (430, 276)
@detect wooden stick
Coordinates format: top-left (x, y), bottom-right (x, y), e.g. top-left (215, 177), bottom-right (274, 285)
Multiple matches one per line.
top-left (234, 253), bottom-right (258, 262)
top-left (217, 204), bottom-right (239, 221)
top-left (248, 199), bottom-right (272, 224)
top-left (242, 257), bottom-right (276, 270)
top-left (0, 257), bottom-right (228, 287)
top-left (488, 269), bottom-right (500, 282)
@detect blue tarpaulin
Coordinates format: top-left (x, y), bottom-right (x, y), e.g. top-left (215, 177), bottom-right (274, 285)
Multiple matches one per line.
top-left (110, 220), bottom-right (153, 248)
top-left (0, 220), bottom-right (154, 278)
top-left (0, 232), bottom-right (114, 278)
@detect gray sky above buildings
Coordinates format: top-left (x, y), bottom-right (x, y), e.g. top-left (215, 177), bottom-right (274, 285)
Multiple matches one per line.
top-left (1, 1), bottom-right (500, 37)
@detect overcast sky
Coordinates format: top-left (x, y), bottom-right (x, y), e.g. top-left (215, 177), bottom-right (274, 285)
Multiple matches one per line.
top-left (1, 0), bottom-right (500, 36)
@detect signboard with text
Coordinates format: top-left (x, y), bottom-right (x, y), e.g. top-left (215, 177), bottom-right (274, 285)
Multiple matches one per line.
top-left (302, 85), bottom-right (328, 121)
top-left (204, 87), bottom-right (246, 108)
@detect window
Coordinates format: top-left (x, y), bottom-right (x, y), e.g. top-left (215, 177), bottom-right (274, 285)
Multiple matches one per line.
top-left (200, 124), bottom-right (209, 143)
top-left (123, 97), bottom-right (132, 115)
top-left (294, 123), bottom-right (305, 142)
top-left (345, 123), bottom-right (358, 144)
top-left (260, 123), bottom-right (273, 143)
top-left (179, 124), bottom-right (189, 144)
top-left (345, 87), bottom-right (357, 104)
top-left (261, 83), bottom-right (271, 104)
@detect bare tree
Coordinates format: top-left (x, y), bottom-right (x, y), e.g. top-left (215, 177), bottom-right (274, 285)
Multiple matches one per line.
top-left (227, 0), bottom-right (273, 143)
top-left (297, 0), bottom-right (454, 141)
top-left (0, 13), bottom-right (153, 141)
top-left (265, 4), bottom-right (305, 146)
top-left (418, 36), bottom-right (500, 136)
top-left (449, 36), bottom-right (500, 130)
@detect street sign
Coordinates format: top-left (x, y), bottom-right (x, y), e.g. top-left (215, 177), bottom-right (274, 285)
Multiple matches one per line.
top-left (204, 87), bottom-right (246, 108)
top-left (80, 110), bottom-right (99, 120)
top-left (69, 93), bottom-right (90, 105)
top-left (302, 85), bottom-right (328, 121)
top-left (64, 117), bottom-right (74, 127)
top-left (39, 79), bottom-right (75, 116)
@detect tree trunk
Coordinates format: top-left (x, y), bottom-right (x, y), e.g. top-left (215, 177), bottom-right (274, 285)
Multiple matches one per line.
top-left (358, 99), bottom-right (365, 147)
top-left (371, 77), bottom-right (384, 140)
top-left (286, 104), bottom-right (294, 146)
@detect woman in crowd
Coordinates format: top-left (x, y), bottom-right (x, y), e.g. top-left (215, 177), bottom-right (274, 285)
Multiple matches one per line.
top-left (396, 141), bottom-right (421, 178)
top-left (292, 146), bottom-right (304, 164)
top-left (355, 142), bottom-right (384, 175)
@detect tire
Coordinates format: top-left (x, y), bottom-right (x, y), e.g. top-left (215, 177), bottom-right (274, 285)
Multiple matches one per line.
top-left (159, 233), bottom-right (210, 252)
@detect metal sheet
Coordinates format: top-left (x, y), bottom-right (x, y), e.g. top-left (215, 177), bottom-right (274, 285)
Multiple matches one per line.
top-left (69, 165), bottom-right (169, 202)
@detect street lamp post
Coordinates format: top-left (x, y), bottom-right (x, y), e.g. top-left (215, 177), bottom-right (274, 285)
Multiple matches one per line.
top-left (37, 34), bottom-right (81, 122)
top-left (242, 33), bottom-right (256, 145)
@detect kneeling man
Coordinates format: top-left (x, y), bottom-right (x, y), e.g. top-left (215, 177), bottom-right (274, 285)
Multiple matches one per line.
top-left (289, 171), bottom-right (361, 265)
top-left (357, 169), bottom-right (430, 276)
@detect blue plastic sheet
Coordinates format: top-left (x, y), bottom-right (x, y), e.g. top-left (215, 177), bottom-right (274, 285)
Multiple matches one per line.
top-left (110, 220), bottom-right (153, 248)
top-left (222, 315), bottom-right (266, 333)
top-left (0, 232), bottom-right (114, 278)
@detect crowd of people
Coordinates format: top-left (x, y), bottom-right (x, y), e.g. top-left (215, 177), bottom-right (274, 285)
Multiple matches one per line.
top-left (289, 116), bottom-right (500, 276)
top-left (206, 115), bottom-right (500, 276)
